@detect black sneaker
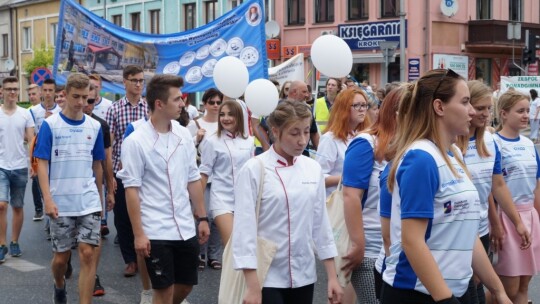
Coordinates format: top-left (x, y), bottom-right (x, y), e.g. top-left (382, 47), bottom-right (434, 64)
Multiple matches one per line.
top-left (33, 211), bottom-right (44, 221)
top-left (53, 282), bottom-right (67, 304)
top-left (93, 275), bottom-right (105, 296)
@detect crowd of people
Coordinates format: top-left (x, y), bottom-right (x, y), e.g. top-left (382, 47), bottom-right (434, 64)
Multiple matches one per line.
top-left (0, 65), bottom-right (539, 304)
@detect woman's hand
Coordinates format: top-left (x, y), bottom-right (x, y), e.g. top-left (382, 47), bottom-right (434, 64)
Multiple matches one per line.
top-left (489, 223), bottom-right (505, 252)
top-left (341, 243), bottom-right (364, 276)
top-left (327, 276), bottom-right (343, 304)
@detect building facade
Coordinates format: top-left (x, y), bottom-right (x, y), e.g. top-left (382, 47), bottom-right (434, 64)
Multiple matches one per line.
top-left (274, 0), bottom-right (540, 88)
top-left (0, 0), bottom-right (14, 80)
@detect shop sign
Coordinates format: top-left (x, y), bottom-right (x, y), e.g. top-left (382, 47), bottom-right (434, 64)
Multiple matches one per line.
top-left (282, 46), bottom-right (298, 59)
top-left (432, 54), bottom-right (468, 79)
top-left (338, 20), bottom-right (407, 51)
top-left (266, 39), bottom-right (281, 60)
top-left (408, 58), bottom-right (420, 81)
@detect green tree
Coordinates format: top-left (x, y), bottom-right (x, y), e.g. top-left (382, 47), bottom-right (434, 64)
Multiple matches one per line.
top-left (23, 42), bottom-right (54, 75)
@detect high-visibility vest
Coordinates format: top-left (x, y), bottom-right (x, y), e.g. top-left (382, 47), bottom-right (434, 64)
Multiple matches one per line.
top-left (314, 96), bottom-right (330, 132)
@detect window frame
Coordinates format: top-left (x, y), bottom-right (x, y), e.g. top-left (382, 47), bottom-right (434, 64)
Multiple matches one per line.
top-left (288, 0), bottom-right (305, 25)
top-left (205, 0), bottom-right (217, 23)
top-left (509, 0), bottom-right (523, 22)
top-left (50, 23), bottom-right (58, 47)
top-left (130, 12), bottom-right (141, 32)
top-left (380, 0), bottom-right (399, 18)
top-left (184, 3), bottom-right (196, 31)
top-left (149, 9), bottom-right (160, 34)
top-left (2, 34), bottom-right (8, 58)
top-left (348, 0), bottom-right (368, 20)
top-left (315, 0), bottom-right (335, 23)
top-left (476, 0), bottom-right (491, 20)
top-left (112, 14), bottom-right (122, 27)
top-left (22, 27), bottom-right (32, 51)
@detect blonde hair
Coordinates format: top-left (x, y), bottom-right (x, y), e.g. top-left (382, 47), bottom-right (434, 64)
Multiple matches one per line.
top-left (496, 90), bottom-right (530, 131)
top-left (456, 80), bottom-right (493, 158)
top-left (66, 73), bottom-right (90, 93)
top-left (388, 69), bottom-right (468, 192)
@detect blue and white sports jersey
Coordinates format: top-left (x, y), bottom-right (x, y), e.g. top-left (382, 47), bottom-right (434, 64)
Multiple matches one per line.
top-left (463, 131), bottom-right (501, 236)
top-left (343, 133), bottom-right (385, 258)
top-left (375, 164), bottom-right (391, 274)
top-left (383, 140), bottom-right (480, 297)
top-left (494, 134), bottom-right (540, 205)
top-left (29, 103), bottom-right (62, 134)
top-left (34, 113), bottom-right (105, 216)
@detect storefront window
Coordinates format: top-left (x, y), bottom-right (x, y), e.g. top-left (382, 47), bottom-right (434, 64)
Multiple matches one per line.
top-left (476, 58), bottom-right (492, 85)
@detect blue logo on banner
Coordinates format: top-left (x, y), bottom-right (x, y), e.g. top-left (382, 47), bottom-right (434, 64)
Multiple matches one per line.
top-left (53, 0), bottom-right (268, 94)
top-left (338, 20), bottom-right (407, 51)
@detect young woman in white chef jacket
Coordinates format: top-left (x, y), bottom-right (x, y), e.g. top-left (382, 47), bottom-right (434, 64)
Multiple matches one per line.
top-left (199, 100), bottom-right (254, 248)
top-left (232, 100), bottom-right (343, 304)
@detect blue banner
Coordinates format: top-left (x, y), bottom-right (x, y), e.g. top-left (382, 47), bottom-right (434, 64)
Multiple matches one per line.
top-left (338, 20), bottom-right (407, 51)
top-left (53, 0), bottom-right (268, 94)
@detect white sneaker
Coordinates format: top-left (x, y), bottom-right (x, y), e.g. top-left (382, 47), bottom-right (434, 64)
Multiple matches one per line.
top-left (140, 290), bottom-right (152, 304)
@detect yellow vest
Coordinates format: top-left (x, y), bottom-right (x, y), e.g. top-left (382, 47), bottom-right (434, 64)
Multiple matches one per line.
top-left (314, 97), bottom-right (330, 132)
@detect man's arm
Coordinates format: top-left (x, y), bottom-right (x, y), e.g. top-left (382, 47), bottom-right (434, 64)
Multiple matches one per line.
top-left (93, 160), bottom-right (104, 209)
top-left (125, 187), bottom-right (151, 257)
top-left (187, 180), bottom-right (210, 244)
top-left (37, 158), bottom-right (58, 218)
top-left (104, 147), bottom-right (115, 210)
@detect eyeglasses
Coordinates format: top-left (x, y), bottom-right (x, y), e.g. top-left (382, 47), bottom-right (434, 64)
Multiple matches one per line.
top-left (4, 88), bottom-right (19, 92)
top-left (432, 69), bottom-right (460, 100)
top-left (206, 100), bottom-right (222, 106)
top-left (126, 78), bottom-right (145, 85)
top-left (351, 103), bottom-right (369, 111)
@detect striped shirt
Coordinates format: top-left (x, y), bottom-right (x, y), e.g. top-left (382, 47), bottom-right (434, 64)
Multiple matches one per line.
top-left (105, 96), bottom-right (147, 173)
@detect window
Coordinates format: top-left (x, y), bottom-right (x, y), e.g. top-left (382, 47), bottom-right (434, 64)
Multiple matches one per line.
top-left (2, 34), bottom-right (8, 57)
top-left (50, 23), bottom-right (58, 46)
top-left (22, 27), bottom-right (31, 50)
top-left (476, 58), bottom-right (492, 85)
top-left (185, 3), bottom-right (196, 30)
top-left (381, 0), bottom-right (399, 18)
top-left (150, 10), bottom-right (160, 34)
top-left (349, 0), bottom-right (368, 20)
top-left (231, 0), bottom-right (243, 9)
top-left (315, 0), bottom-right (334, 23)
top-left (205, 0), bottom-right (217, 23)
top-left (476, 0), bottom-right (491, 19)
top-left (131, 12), bottom-right (141, 31)
top-left (112, 14), bottom-right (122, 26)
top-left (288, 0), bottom-right (305, 25)
top-left (509, 0), bottom-right (522, 21)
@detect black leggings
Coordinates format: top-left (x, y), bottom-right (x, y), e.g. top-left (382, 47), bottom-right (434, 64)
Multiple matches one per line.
top-left (261, 284), bottom-right (314, 304)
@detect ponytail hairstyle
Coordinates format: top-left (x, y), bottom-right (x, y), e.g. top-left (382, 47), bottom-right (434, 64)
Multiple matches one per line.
top-left (456, 80), bottom-right (493, 157)
top-left (496, 90), bottom-right (530, 132)
top-left (388, 69), bottom-right (467, 192)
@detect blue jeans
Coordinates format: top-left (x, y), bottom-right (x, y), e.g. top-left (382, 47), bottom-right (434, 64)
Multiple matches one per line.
top-left (0, 168), bottom-right (28, 208)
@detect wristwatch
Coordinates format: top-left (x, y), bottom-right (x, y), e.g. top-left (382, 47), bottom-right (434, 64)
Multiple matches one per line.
top-left (199, 216), bottom-right (209, 222)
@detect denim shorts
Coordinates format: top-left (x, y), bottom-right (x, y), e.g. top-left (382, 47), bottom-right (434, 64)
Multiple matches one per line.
top-left (0, 168), bottom-right (28, 208)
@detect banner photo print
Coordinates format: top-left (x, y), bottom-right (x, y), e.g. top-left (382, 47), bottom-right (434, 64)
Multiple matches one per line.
top-left (53, 0), bottom-right (268, 94)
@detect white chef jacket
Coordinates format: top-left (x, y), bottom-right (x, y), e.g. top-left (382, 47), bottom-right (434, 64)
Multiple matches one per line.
top-left (199, 131), bottom-right (254, 212)
top-left (232, 146), bottom-right (337, 288)
top-left (117, 119), bottom-right (200, 241)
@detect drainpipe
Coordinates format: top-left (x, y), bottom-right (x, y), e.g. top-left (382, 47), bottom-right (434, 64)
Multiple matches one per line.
top-left (424, 0), bottom-right (429, 72)
top-left (399, 0), bottom-right (406, 81)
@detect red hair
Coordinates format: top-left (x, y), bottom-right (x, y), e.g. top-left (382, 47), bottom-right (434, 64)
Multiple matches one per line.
top-left (325, 88), bottom-right (371, 142)
top-left (368, 85), bottom-right (404, 162)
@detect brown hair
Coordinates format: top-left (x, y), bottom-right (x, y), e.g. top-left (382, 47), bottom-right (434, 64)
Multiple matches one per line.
top-left (146, 74), bottom-right (184, 112)
top-left (2, 76), bottom-right (18, 85)
top-left (122, 65), bottom-right (144, 79)
top-left (217, 100), bottom-right (247, 139)
top-left (89, 73), bottom-right (102, 84)
top-left (65, 73), bottom-right (90, 93)
top-left (267, 100), bottom-right (312, 140)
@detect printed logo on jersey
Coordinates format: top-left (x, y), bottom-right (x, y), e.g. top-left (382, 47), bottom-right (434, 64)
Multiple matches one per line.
top-left (444, 201), bottom-right (452, 214)
top-left (87, 135), bottom-right (92, 140)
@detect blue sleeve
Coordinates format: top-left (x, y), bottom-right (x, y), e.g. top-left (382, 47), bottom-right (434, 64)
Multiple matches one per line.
top-left (397, 150), bottom-right (439, 219)
top-left (493, 141), bottom-right (502, 174)
top-left (33, 121), bottom-right (53, 160)
top-left (93, 127), bottom-right (105, 161)
top-left (342, 137), bottom-right (374, 189)
top-left (536, 149), bottom-right (540, 179)
top-left (123, 123), bottom-right (135, 139)
top-left (379, 164), bottom-right (392, 218)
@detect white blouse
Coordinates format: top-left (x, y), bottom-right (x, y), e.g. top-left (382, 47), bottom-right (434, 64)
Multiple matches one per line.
top-left (316, 131), bottom-right (353, 197)
top-left (199, 131), bottom-right (254, 212)
top-left (232, 146), bottom-right (337, 288)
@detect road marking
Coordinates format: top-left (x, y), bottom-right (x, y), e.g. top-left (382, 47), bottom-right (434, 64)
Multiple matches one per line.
top-left (3, 258), bottom-right (46, 272)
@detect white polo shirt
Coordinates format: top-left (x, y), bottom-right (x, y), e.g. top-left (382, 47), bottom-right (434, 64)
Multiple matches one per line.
top-left (118, 119), bottom-right (200, 241)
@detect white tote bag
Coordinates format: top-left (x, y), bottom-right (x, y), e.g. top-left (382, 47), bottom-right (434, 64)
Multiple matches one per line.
top-left (218, 159), bottom-right (278, 304)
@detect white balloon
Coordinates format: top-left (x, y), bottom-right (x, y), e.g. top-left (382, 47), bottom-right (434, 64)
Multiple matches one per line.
top-left (213, 56), bottom-right (249, 98)
top-left (244, 79), bottom-right (279, 116)
top-left (311, 35), bottom-right (353, 78)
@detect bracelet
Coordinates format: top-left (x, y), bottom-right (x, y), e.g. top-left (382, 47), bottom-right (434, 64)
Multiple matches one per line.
top-left (198, 217), bottom-right (209, 222)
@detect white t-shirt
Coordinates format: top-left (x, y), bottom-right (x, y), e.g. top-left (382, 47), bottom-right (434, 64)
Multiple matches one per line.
top-left (93, 97), bottom-right (113, 120)
top-left (186, 104), bottom-right (200, 120)
top-left (0, 106), bottom-right (35, 170)
top-left (29, 103), bottom-right (62, 134)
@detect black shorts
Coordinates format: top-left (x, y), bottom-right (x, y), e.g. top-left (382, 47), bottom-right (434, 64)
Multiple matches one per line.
top-left (145, 237), bottom-right (200, 289)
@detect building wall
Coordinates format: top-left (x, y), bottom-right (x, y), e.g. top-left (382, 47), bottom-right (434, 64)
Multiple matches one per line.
top-left (0, 5), bottom-right (12, 77)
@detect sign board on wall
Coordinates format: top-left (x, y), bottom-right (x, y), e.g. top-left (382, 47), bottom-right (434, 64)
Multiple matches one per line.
top-left (338, 20), bottom-right (407, 51)
top-left (282, 46), bottom-right (297, 59)
top-left (500, 76), bottom-right (540, 96)
top-left (432, 54), bottom-right (468, 79)
top-left (408, 58), bottom-right (420, 81)
top-left (266, 39), bottom-right (281, 60)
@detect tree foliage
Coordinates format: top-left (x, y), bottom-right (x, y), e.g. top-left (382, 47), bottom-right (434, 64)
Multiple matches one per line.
top-left (24, 42), bottom-right (54, 75)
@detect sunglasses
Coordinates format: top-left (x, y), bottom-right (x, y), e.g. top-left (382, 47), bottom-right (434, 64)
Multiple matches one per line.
top-left (87, 98), bottom-right (96, 104)
top-left (432, 69), bottom-right (460, 99)
top-left (206, 100), bottom-right (222, 106)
